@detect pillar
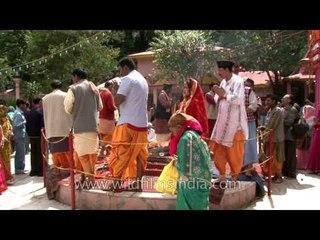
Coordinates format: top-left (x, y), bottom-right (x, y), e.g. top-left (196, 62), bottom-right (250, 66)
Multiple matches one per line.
top-left (13, 77), bottom-right (21, 100)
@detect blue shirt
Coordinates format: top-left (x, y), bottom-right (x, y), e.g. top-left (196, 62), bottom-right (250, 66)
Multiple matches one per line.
top-left (12, 107), bottom-right (26, 140)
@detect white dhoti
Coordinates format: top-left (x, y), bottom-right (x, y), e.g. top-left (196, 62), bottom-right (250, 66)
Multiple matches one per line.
top-left (73, 132), bottom-right (99, 157)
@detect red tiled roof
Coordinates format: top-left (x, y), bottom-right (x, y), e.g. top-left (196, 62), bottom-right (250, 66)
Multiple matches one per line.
top-left (238, 71), bottom-right (274, 86)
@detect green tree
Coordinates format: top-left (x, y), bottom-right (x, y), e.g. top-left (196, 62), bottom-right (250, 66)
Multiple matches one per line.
top-left (150, 30), bottom-right (226, 85)
top-left (0, 30), bottom-right (28, 66)
top-left (110, 30), bottom-right (156, 56)
top-left (21, 30), bottom-right (120, 94)
top-left (23, 81), bottom-right (42, 105)
top-left (211, 30), bottom-right (308, 95)
top-left (0, 30), bottom-right (29, 91)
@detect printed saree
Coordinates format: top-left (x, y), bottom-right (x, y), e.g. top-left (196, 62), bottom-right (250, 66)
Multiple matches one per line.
top-left (176, 130), bottom-right (212, 210)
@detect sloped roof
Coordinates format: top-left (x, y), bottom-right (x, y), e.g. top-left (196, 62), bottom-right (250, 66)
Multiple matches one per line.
top-left (128, 46), bottom-right (228, 59)
top-left (4, 89), bottom-right (14, 94)
top-left (238, 71), bottom-right (274, 86)
top-left (128, 51), bottom-right (155, 59)
top-left (153, 78), bottom-right (177, 86)
top-left (284, 73), bottom-right (315, 81)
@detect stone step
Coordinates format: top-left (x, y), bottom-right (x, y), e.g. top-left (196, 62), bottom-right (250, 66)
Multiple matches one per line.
top-left (147, 156), bottom-right (172, 163)
top-left (144, 169), bottom-right (163, 176)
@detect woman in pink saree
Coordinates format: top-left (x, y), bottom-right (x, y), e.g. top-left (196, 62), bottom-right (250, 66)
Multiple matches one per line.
top-left (307, 109), bottom-right (320, 173)
top-left (296, 103), bottom-right (316, 170)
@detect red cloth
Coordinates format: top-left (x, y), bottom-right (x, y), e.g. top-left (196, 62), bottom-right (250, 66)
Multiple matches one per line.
top-left (99, 89), bottom-right (117, 120)
top-left (127, 124), bottom-right (148, 132)
top-left (205, 93), bottom-right (215, 105)
top-left (169, 119), bottom-right (203, 156)
top-left (208, 119), bottom-right (216, 137)
top-left (0, 130), bottom-right (8, 194)
top-left (179, 78), bottom-right (209, 137)
top-left (0, 160), bottom-right (7, 194)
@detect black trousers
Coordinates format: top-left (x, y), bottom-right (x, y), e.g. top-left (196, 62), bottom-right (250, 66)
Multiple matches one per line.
top-left (29, 137), bottom-right (43, 176)
top-left (282, 140), bottom-right (297, 177)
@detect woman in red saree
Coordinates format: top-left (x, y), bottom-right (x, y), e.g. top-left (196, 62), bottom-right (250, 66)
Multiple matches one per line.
top-left (178, 78), bottom-right (209, 137)
top-left (0, 125), bottom-right (8, 194)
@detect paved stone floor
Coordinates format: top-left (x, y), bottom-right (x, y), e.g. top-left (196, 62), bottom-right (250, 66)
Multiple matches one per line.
top-left (0, 153), bottom-right (69, 210)
top-left (244, 170), bottom-right (320, 210)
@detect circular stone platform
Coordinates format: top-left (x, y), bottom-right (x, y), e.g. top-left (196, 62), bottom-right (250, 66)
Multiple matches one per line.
top-left (55, 177), bottom-right (256, 210)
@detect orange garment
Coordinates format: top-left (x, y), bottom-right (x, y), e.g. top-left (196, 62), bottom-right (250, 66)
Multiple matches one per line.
top-left (52, 152), bottom-right (70, 168)
top-left (73, 151), bottom-right (83, 172)
top-left (109, 124), bottom-right (148, 180)
top-left (78, 154), bottom-right (97, 179)
top-left (100, 133), bottom-right (113, 147)
top-left (262, 143), bottom-right (283, 177)
top-left (211, 131), bottom-right (245, 177)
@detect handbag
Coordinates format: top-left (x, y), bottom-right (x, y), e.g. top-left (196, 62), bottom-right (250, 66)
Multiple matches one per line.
top-left (154, 159), bottom-right (179, 195)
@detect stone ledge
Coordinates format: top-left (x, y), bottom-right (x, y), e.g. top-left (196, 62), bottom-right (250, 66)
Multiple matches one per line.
top-left (55, 180), bottom-right (256, 210)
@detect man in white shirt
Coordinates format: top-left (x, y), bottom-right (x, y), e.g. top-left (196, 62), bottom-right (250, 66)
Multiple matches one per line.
top-left (210, 61), bottom-right (248, 181)
top-left (108, 58), bottom-right (148, 192)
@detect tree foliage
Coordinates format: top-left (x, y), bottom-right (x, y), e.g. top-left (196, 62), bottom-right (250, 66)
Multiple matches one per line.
top-left (0, 30), bottom-right (29, 90)
top-left (21, 30), bottom-right (120, 94)
top-left (212, 30), bottom-right (307, 95)
top-left (24, 81), bottom-right (42, 101)
top-left (211, 30), bottom-right (307, 76)
top-left (150, 30), bottom-right (227, 84)
top-left (110, 30), bottom-right (156, 56)
top-left (0, 30), bottom-right (28, 66)
top-left (151, 30), bottom-right (307, 94)
top-left (0, 30), bottom-right (157, 98)
top-left (0, 30), bottom-right (308, 100)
